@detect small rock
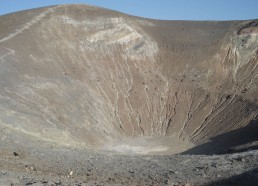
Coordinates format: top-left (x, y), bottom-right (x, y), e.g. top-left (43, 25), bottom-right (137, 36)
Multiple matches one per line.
top-left (31, 183), bottom-right (44, 186)
top-left (30, 166), bottom-right (36, 171)
top-left (163, 180), bottom-right (169, 184)
top-left (211, 163), bottom-right (217, 167)
top-left (70, 170), bottom-right (73, 175)
top-left (196, 166), bottom-right (204, 169)
top-left (128, 170), bottom-right (134, 174)
top-left (217, 174), bottom-right (221, 178)
top-left (68, 170), bottom-right (73, 177)
top-left (54, 180), bottom-right (61, 185)
top-left (47, 181), bottom-right (56, 186)
top-left (25, 181), bottom-right (35, 185)
top-left (169, 170), bottom-right (179, 174)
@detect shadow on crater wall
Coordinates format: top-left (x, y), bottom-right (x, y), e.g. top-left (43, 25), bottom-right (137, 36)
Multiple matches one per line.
top-left (182, 117), bottom-right (258, 155)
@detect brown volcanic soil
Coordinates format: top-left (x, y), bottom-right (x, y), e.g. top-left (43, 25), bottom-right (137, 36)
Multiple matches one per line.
top-left (0, 4), bottom-right (258, 185)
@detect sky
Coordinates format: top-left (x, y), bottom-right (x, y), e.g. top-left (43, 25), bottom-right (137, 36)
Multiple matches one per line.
top-left (0, 0), bottom-right (258, 20)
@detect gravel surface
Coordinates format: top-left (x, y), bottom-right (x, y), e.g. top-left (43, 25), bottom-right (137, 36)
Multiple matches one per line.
top-left (0, 142), bottom-right (258, 186)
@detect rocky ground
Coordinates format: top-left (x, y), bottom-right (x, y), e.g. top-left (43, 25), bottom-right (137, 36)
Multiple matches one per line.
top-left (0, 141), bottom-right (258, 186)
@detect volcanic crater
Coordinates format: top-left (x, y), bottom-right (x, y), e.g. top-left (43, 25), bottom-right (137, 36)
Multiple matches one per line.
top-left (0, 4), bottom-right (258, 185)
top-left (0, 4), bottom-right (258, 155)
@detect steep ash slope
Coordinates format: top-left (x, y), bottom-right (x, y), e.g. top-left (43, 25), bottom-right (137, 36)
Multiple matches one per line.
top-left (0, 4), bottom-right (257, 155)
